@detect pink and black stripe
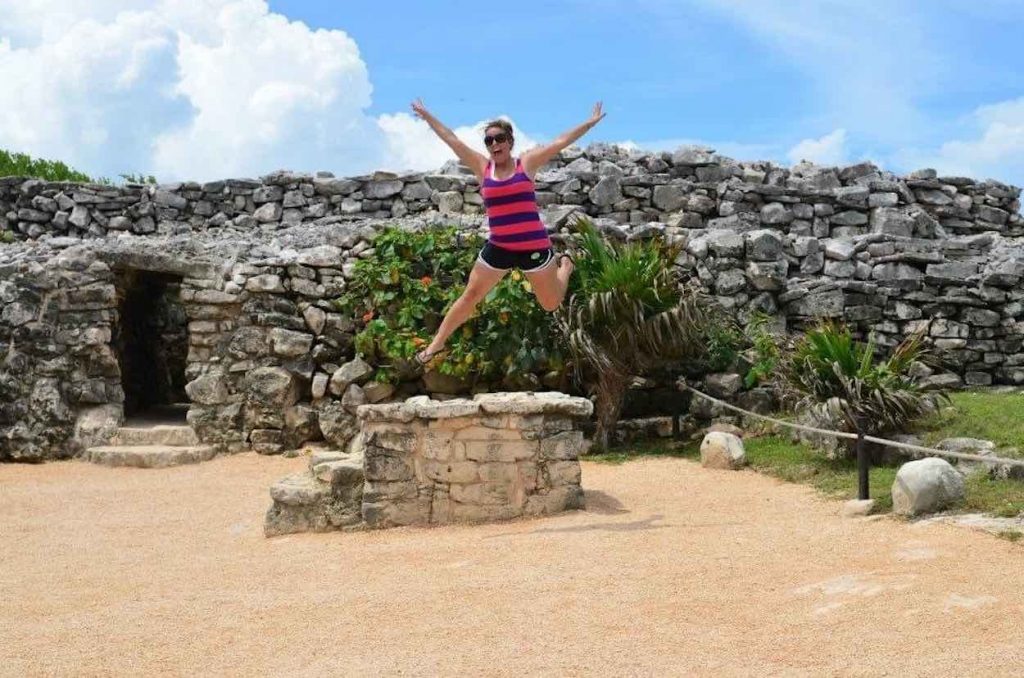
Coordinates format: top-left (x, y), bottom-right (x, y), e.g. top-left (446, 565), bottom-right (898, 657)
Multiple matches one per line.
top-left (481, 158), bottom-right (552, 251)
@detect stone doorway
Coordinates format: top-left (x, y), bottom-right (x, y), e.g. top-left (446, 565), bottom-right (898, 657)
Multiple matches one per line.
top-left (113, 269), bottom-right (189, 421)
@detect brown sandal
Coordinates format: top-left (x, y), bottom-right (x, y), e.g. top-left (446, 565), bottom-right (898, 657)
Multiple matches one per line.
top-left (415, 348), bottom-right (445, 366)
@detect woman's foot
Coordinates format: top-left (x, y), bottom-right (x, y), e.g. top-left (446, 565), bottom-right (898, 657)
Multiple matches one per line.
top-left (415, 346), bottom-right (446, 367)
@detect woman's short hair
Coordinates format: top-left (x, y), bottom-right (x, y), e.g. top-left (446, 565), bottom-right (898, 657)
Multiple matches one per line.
top-left (483, 119), bottom-right (514, 147)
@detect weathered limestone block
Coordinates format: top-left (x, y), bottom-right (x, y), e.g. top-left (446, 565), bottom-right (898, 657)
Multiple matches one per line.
top-left (264, 458), bottom-right (364, 536)
top-left (329, 357), bottom-right (373, 396)
top-left (316, 399), bottom-right (359, 449)
top-left (185, 372), bottom-right (229, 405)
top-left (354, 392), bottom-right (591, 529)
top-left (72, 404), bottom-right (124, 451)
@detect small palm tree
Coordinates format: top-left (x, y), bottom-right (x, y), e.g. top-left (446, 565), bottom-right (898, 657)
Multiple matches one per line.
top-left (557, 218), bottom-right (714, 451)
top-left (782, 321), bottom-right (947, 447)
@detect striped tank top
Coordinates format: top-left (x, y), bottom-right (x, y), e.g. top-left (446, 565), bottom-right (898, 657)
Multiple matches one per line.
top-left (481, 158), bottom-right (552, 251)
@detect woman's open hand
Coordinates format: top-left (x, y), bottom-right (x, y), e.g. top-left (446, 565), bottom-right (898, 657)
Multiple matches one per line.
top-left (411, 98), bottom-right (430, 121)
top-left (588, 101), bottom-right (606, 126)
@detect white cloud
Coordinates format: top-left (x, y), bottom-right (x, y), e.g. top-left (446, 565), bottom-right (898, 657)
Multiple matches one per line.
top-left (895, 97), bottom-right (1024, 185)
top-left (376, 112), bottom-right (542, 173)
top-left (787, 128), bottom-right (848, 166)
top-left (0, 0), bottom-right (389, 181)
top-left (0, 1), bottom-right (555, 181)
top-left (151, 1), bottom-right (383, 180)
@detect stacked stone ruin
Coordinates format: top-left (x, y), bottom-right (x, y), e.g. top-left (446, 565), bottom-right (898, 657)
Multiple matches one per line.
top-left (2, 144), bottom-right (1023, 463)
top-left (264, 392), bottom-right (590, 535)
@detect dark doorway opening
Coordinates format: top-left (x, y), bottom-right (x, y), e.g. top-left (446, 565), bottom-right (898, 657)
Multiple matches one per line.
top-left (113, 269), bottom-right (189, 420)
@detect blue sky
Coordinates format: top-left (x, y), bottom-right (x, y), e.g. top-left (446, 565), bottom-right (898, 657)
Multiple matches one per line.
top-left (1, 0), bottom-right (1023, 185)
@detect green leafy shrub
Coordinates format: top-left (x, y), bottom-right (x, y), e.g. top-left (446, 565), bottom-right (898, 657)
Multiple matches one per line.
top-left (781, 321), bottom-right (947, 439)
top-left (743, 313), bottom-right (782, 388)
top-left (0, 230), bottom-right (15, 244)
top-left (558, 217), bottom-right (720, 450)
top-left (1, 149), bottom-right (157, 185)
top-left (699, 320), bottom-right (743, 374)
top-left (0, 149), bottom-right (93, 182)
top-left (118, 172), bottom-right (158, 185)
top-left (334, 226), bottom-right (565, 386)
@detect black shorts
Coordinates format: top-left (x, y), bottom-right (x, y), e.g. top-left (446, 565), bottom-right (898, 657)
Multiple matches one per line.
top-left (477, 242), bottom-right (554, 272)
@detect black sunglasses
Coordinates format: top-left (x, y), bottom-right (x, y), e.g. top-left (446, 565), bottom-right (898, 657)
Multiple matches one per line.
top-left (484, 132), bottom-right (510, 147)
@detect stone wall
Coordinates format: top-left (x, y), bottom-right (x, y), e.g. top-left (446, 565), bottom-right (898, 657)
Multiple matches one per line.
top-left (264, 392), bottom-right (591, 535)
top-left (0, 248), bottom-right (122, 460)
top-left (2, 150), bottom-right (1021, 242)
top-left (4, 143), bottom-right (1024, 462)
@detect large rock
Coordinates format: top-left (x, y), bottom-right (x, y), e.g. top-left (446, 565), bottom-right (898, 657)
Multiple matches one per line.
top-left (891, 457), bottom-right (965, 516)
top-left (589, 176), bottom-right (622, 206)
top-left (329, 357), bottom-right (373, 396)
top-left (317, 400), bottom-right (359, 448)
top-left (244, 367), bottom-right (301, 409)
top-left (705, 373), bottom-right (742, 399)
top-left (700, 431), bottom-right (747, 470)
top-left (870, 207), bottom-right (914, 237)
top-left (73, 404), bottom-right (124, 451)
top-left (745, 229), bottom-right (784, 261)
top-left (185, 372), bottom-right (229, 405)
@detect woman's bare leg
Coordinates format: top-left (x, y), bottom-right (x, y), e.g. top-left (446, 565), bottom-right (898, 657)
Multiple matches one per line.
top-left (418, 261), bottom-right (507, 361)
top-left (525, 254), bottom-right (574, 312)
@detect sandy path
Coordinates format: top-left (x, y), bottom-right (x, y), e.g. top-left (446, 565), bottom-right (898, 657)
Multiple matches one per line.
top-left (1, 453), bottom-right (1023, 677)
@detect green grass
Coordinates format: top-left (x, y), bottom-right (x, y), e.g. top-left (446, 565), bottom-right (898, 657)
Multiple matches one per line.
top-left (914, 391), bottom-right (1024, 457)
top-left (586, 391), bottom-right (1024, 520)
top-left (743, 436), bottom-right (896, 511)
top-left (589, 434), bottom-right (896, 512)
top-left (960, 474), bottom-right (1024, 517)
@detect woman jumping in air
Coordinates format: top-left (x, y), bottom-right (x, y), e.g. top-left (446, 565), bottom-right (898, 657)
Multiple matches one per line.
top-left (410, 99), bottom-right (606, 365)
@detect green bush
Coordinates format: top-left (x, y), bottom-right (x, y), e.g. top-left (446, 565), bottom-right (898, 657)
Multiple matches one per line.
top-left (743, 313), bottom-right (782, 388)
top-left (558, 217), bottom-right (718, 450)
top-left (699, 320), bottom-right (743, 374)
top-left (1, 149), bottom-right (157, 185)
top-left (781, 321), bottom-right (947, 437)
top-left (334, 226), bottom-right (565, 386)
top-left (0, 149), bottom-right (93, 182)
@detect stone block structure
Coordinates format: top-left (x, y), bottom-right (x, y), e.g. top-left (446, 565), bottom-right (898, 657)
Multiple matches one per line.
top-left (264, 391), bottom-right (591, 535)
top-left (3, 144), bottom-right (1024, 462)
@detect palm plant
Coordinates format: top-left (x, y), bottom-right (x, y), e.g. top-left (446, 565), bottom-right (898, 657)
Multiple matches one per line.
top-left (781, 321), bottom-right (947, 446)
top-left (557, 218), bottom-right (716, 451)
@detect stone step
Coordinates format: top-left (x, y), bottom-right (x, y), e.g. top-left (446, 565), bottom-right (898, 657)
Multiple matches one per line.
top-left (269, 473), bottom-right (331, 507)
top-left (110, 425), bottom-right (199, 447)
top-left (86, 444), bottom-right (217, 469)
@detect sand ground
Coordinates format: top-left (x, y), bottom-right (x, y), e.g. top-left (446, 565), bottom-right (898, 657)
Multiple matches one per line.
top-left (2, 452), bottom-right (1023, 677)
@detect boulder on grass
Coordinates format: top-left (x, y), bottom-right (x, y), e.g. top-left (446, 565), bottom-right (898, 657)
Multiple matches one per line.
top-left (891, 457), bottom-right (964, 516)
top-left (700, 431), bottom-right (746, 470)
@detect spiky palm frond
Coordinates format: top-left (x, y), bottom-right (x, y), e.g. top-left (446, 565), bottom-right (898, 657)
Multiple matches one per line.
top-left (557, 217), bottom-right (714, 449)
top-left (783, 322), bottom-right (948, 444)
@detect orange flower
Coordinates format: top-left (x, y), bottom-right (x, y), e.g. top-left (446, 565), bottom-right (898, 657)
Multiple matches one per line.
top-left (362, 310), bottom-right (374, 322)
top-left (420, 275), bottom-right (432, 286)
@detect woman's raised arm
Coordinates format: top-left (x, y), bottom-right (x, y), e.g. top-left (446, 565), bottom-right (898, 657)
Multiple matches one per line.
top-left (521, 102), bottom-right (606, 178)
top-left (411, 99), bottom-right (489, 180)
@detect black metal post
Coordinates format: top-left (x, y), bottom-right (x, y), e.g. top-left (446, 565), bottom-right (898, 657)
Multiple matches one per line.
top-left (856, 431), bottom-right (869, 500)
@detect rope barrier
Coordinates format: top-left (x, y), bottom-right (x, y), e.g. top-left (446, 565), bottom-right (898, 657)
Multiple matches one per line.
top-left (681, 384), bottom-right (1024, 469)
